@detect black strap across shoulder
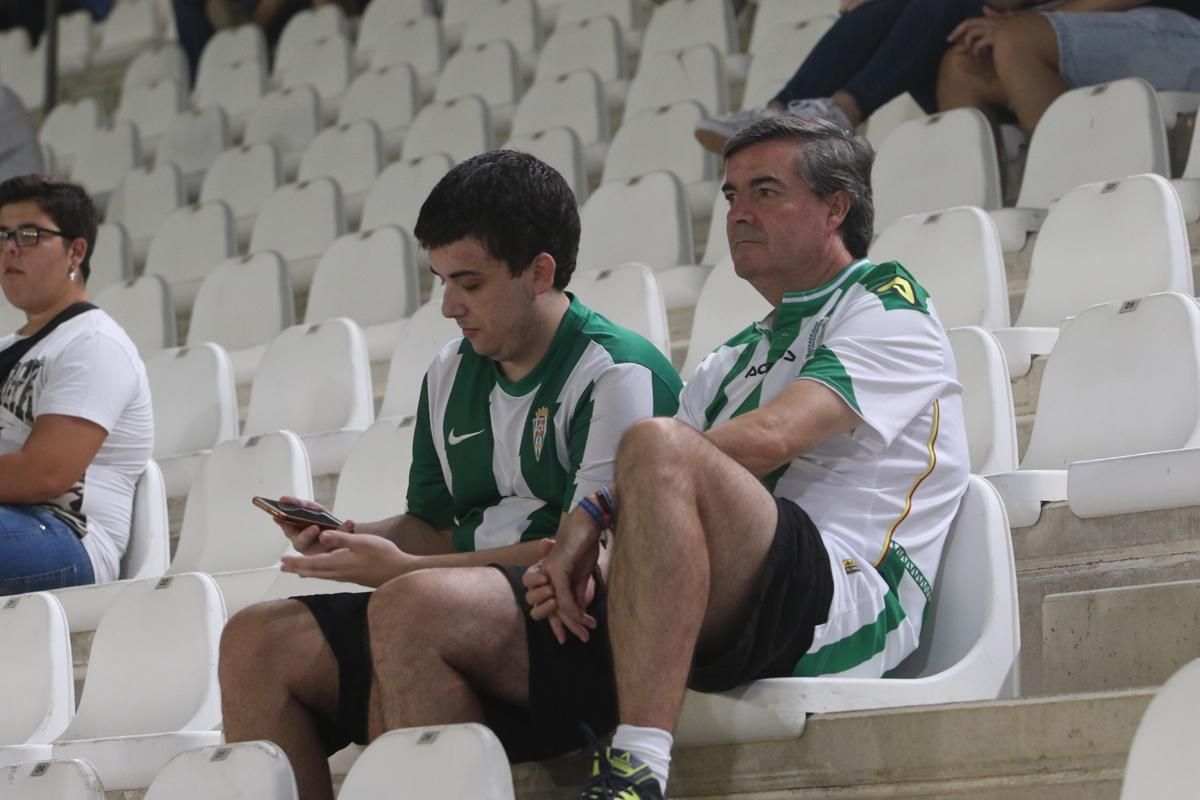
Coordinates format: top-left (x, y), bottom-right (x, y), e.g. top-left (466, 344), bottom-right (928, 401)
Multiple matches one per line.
top-left (0, 302), bottom-right (97, 389)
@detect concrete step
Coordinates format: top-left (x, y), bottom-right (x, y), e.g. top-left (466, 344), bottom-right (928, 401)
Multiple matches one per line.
top-left (512, 689), bottom-right (1152, 799)
top-left (1042, 579), bottom-right (1200, 695)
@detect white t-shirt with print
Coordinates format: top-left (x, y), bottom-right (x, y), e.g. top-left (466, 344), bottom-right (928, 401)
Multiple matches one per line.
top-left (0, 309), bottom-right (153, 582)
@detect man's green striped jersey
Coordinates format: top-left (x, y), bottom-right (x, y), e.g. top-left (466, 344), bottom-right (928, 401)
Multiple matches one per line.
top-left (407, 296), bottom-right (682, 552)
top-left (677, 259), bottom-right (970, 678)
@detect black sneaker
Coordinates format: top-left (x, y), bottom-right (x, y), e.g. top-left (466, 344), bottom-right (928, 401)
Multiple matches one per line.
top-left (579, 746), bottom-right (665, 799)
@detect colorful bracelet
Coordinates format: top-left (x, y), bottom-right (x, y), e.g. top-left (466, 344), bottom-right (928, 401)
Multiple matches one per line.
top-left (595, 486), bottom-right (618, 525)
top-left (577, 496), bottom-right (610, 532)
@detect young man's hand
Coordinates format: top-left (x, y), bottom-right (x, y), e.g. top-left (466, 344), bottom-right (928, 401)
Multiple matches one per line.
top-left (272, 495), bottom-right (353, 555)
top-left (280, 530), bottom-right (415, 587)
top-left (523, 507), bottom-right (602, 644)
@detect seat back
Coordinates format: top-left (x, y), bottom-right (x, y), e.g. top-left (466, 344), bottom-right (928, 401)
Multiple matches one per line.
top-left (98, 0), bottom-right (161, 57)
top-left (462, 0), bottom-right (541, 55)
top-left (157, 106), bottom-right (231, 180)
top-left (196, 24), bottom-right (268, 82)
top-left (145, 343), bottom-right (239, 460)
top-left (535, 15), bottom-right (627, 85)
top-left (1121, 658), bottom-right (1200, 799)
top-left (505, 126), bottom-right (589, 203)
top-left (192, 58), bottom-right (266, 122)
top-left (144, 201), bottom-right (237, 306)
top-left (512, 70), bottom-right (609, 148)
top-left (115, 79), bottom-right (186, 144)
top-left (434, 39), bottom-right (521, 110)
top-left (602, 101), bottom-right (715, 186)
top-left (1022, 291), bottom-right (1200, 470)
top-left (299, 121), bottom-right (384, 201)
top-left (187, 253), bottom-right (295, 351)
top-left (243, 319), bottom-right (374, 438)
top-left (683, 256), bottom-right (771, 377)
top-left (557, 0), bottom-right (644, 33)
top-left (38, 98), bottom-right (105, 171)
top-left (1016, 173), bottom-right (1192, 328)
top-left (0, 592), bottom-right (73, 744)
top-left (278, 33), bottom-right (353, 106)
top-left (200, 143), bottom-right (281, 222)
top-left (0, 759), bottom-right (103, 800)
top-left (872, 109), bottom-right (1001, 232)
top-left (89, 222), bottom-right (132, 295)
top-left (306, 227), bottom-right (420, 328)
top-left (107, 162), bottom-right (187, 249)
top-left (362, 155), bottom-right (454, 234)
top-left (749, 0), bottom-right (839, 50)
top-left (355, 0), bottom-right (433, 67)
top-left (71, 121), bottom-right (141, 202)
top-left (744, 17), bottom-right (835, 107)
top-left (338, 64), bottom-right (420, 154)
top-left (339, 724), bottom-right (514, 800)
top-left (1018, 78), bottom-right (1169, 209)
top-left (869, 206), bottom-right (1009, 330)
top-left (333, 416), bottom-right (419, 522)
top-left (249, 179), bottom-right (346, 289)
top-left (578, 172), bottom-right (694, 273)
top-left (641, 0), bottom-right (736, 58)
top-left (244, 86), bottom-right (322, 169)
top-left (379, 301), bottom-right (461, 419)
top-left (368, 16), bottom-right (445, 78)
top-left (947, 327), bottom-right (1018, 475)
top-left (63, 573), bottom-right (225, 739)
top-left (274, 4), bottom-right (347, 79)
top-left (121, 459), bottom-right (171, 580)
top-left (626, 43), bottom-right (727, 118)
top-left (402, 96), bottom-right (494, 163)
top-left (571, 263), bottom-right (671, 357)
top-left (699, 190), bottom-right (730, 265)
top-left (145, 741), bottom-right (298, 800)
top-left (172, 431), bottom-right (313, 574)
top-left (94, 275), bottom-right (177, 358)
top-left (122, 42), bottom-right (188, 96)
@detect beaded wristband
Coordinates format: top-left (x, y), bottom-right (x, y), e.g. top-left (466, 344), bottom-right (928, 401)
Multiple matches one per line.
top-left (595, 486), bottom-right (618, 525)
top-left (577, 496), bottom-right (610, 531)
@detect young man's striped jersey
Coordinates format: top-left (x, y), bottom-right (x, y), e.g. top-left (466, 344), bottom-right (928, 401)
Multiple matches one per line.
top-left (407, 296), bottom-right (682, 552)
top-left (677, 258), bottom-right (970, 678)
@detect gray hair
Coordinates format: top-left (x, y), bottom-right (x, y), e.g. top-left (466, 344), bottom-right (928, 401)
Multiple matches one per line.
top-left (723, 116), bottom-right (875, 258)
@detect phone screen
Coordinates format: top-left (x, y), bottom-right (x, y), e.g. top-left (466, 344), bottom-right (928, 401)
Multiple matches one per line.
top-left (253, 497), bottom-right (344, 529)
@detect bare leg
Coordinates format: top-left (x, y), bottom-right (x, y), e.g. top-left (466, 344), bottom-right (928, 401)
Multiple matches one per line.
top-left (366, 567), bottom-right (530, 737)
top-left (992, 13), bottom-right (1066, 136)
top-left (936, 48), bottom-right (1010, 125)
top-left (607, 418), bottom-right (781, 731)
top-left (832, 90), bottom-right (865, 128)
top-left (220, 600), bottom-right (340, 800)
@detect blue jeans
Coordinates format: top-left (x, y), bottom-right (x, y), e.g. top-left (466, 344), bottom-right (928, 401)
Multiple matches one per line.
top-left (773, 0), bottom-right (985, 117)
top-left (0, 505), bottom-right (95, 596)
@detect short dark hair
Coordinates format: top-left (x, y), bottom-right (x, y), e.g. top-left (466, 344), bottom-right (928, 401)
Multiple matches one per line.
top-left (724, 116), bottom-right (875, 258)
top-left (414, 150), bottom-right (581, 290)
top-left (0, 175), bottom-right (98, 281)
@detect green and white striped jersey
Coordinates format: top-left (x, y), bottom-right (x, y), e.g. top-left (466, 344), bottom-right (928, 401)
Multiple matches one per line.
top-left (678, 259), bottom-right (970, 678)
top-left (407, 296), bottom-right (682, 552)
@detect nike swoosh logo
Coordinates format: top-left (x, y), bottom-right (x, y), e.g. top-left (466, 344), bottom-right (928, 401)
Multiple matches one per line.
top-left (448, 428), bottom-right (485, 446)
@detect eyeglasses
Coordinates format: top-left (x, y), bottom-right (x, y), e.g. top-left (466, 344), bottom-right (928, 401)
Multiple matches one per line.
top-left (0, 226), bottom-right (66, 248)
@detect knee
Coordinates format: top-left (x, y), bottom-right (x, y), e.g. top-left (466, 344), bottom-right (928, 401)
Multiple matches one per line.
top-left (993, 15), bottom-right (1052, 75)
top-left (615, 417), bottom-right (693, 484)
top-left (367, 572), bottom-right (443, 645)
top-left (936, 49), bottom-right (977, 107)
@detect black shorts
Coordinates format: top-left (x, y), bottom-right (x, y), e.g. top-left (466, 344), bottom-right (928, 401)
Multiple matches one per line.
top-left (294, 496), bottom-right (831, 760)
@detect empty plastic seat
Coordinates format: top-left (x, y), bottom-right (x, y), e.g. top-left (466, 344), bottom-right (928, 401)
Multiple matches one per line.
top-left (862, 92), bottom-right (926, 150)
top-left (196, 23), bottom-right (267, 82)
top-left (1169, 111), bottom-right (1200, 222)
top-left (626, 44), bottom-right (728, 118)
top-left (199, 143), bottom-right (282, 248)
top-left (401, 96), bottom-right (495, 163)
top-left (338, 64), bottom-right (420, 160)
top-left (743, 18), bottom-right (835, 108)
top-left (354, 0), bottom-right (434, 69)
top-left (95, 0), bottom-right (163, 65)
top-left (505, 126), bottom-right (590, 203)
top-left (93, 276), bottom-right (177, 358)
top-left (872, 109), bottom-right (1002, 232)
top-left (992, 173), bottom-right (1192, 377)
top-left (192, 58), bottom-right (266, 140)
top-left (868, 206), bottom-right (1009, 330)
top-left (991, 77), bottom-right (1171, 252)
top-left (121, 42), bottom-right (188, 97)
top-left (187, 253), bottom-right (295, 385)
top-left (306, 227), bottom-right (420, 362)
top-left (332, 415), bottom-right (418, 522)
top-left (682, 256), bottom-right (771, 377)
top-left (379, 300), bottom-right (462, 419)
top-left (277, 34), bottom-right (353, 123)
top-left (339, 724), bottom-right (514, 800)
top-left (988, 291), bottom-right (1200, 528)
top-left (749, 0), bottom-right (839, 51)
top-left (249, 179), bottom-right (346, 290)
top-left (368, 16), bottom-right (445, 98)
top-left (106, 162), bottom-right (187, 266)
top-left (144, 741), bottom-right (298, 800)
top-left (462, 0), bottom-right (541, 72)
top-left (512, 70), bottom-right (609, 176)
top-left (298, 121), bottom-right (384, 227)
top-left (1120, 657), bottom-right (1200, 800)
top-left (0, 759), bottom-right (104, 799)
top-left (274, 3), bottom-right (348, 80)
top-left (360, 154), bottom-right (454, 253)
top-left (143, 201), bottom-right (237, 310)
top-left (557, 0), bottom-right (645, 45)
top-left (156, 107), bottom-right (230, 200)
top-left (0, 593), bottom-right (73, 766)
top-left (243, 86), bottom-right (322, 182)
top-left (676, 475), bottom-right (1019, 745)
top-left (947, 327), bottom-right (1019, 476)
top-left (53, 9), bottom-right (95, 72)
top-left (640, 0), bottom-right (736, 60)
top-left (434, 40), bottom-right (522, 131)
top-left (145, 343), bottom-right (239, 498)
top-left (2, 44), bottom-right (46, 111)
top-left (89, 222), bottom-right (133, 296)
top-left (571, 263), bottom-right (671, 356)
top-left (50, 573), bottom-right (225, 791)
top-left (38, 98), bottom-right (106, 178)
top-left (114, 80), bottom-right (186, 161)
top-left (71, 122), bottom-right (141, 214)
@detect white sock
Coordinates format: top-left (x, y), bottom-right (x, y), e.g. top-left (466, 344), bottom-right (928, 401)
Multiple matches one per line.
top-left (611, 723), bottom-right (673, 794)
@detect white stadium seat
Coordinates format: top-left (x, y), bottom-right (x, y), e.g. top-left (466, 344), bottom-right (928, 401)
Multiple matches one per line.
top-left (557, 0), bottom-right (645, 52)
top-left (71, 122), bottom-right (141, 214)
top-left (200, 143), bottom-right (282, 249)
top-left (244, 86), bottom-right (323, 181)
top-left (187, 253), bottom-right (295, 385)
top-left (571, 263), bottom-right (671, 357)
top-left (0, 759), bottom-right (104, 799)
top-left (249, 179), bottom-right (346, 291)
top-left (51, 573), bottom-right (224, 792)
top-left (114, 79), bottom-right (186, 155)
top-left (38, 98), bottom-right (106, 178)
top-left (121, 42), bottom-right (188, 97)
top-left (333, 415), bottom-right (419, 522)
top-left (461, 0), bottom-right (542, 69)
top-left (339, 724), bottom-right (514, 800)
top-left (868, 206), bottom-right (1010, 330)
top-left (641, 0), bottom-right (737, 60)
top-left (872, 109), bottom-right (1002, 233)
top-left (1121, 658), bottom-right (1200, 800)
top-left (305, 227), bottom-right (421, 362)
top-left (298, 121), bottom-right (384, 227)
top-left (1169, 111), bottom-right (1200, 223)
top-left (89, 222), bottom-right (133, 296)
top-left (988, 291), bottom-right (1200, 528)
top-left (0, 593), bottom-right (73, 767)
top-left (991, 173), bottom-right (1192, 377)
top-left (682, 256), bottom-right (771, 377)
top-left (368, 16), bottom-right (445, 99)
top-left (402, 96), bottom-right (495, 164)
top-left (354, 0), bottom-right (434, 69)
top-left (338, 64), bottom-right (420, 160)
top-left (144, 741), bottom-right (298, 800)
top-left (93, 275), bottom-right (177, 358)
top-left (505, 126), bottom-right (590, 204)
top-left (749, 0), bottom-right (839, 51)
top-left (95, 0), bottom-right (163, 65)
top-left (625, 44), bottom-right (728, 118)
top-left (196, 24), bottom-right (267, 81)
top-left (535, 16), bottom-right (630, 107)
top-left (143, 200), bottom-right (237, 311)
top-left (361, 155), bottom-right (454, 240)
top-left (434, 40), bottom-right (523, 132)
top-left (156, 107), bottom-right (231, 200)
top-left (379, 300), bottom-right (461, 420)
top-left (947, 327), bottom-right (1019, 476)
top-left (862, 92), bottom-right (926, 151)
top-left (512, 70), bottom-right (610, 178)
top-left (273, 3), bottom-right (348, 81)
top-left (676, 475), bottom-right (1019, 745)
top-left (743, 17), bottom-right (835, 108)
top-left (53, 10), bottom-right (95, 72)
top-left (277, 33), bottom-right (353, 123)
top-left (106, 162), bottom-right (187, 266)
top-left (192, 58), bottom-right (266, 140)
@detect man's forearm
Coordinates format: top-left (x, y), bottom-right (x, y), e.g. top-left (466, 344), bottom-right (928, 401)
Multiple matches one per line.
top-left (408, 539), bottom-right (552, 571)
top-left (352, 513), bottom-right (455, 555)
top-left (0, 451), bottom-right (66, 504)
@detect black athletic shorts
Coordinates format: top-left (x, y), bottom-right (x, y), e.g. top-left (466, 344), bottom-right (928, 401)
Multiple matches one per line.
top-left (293, 496), bottom-right (832, 760)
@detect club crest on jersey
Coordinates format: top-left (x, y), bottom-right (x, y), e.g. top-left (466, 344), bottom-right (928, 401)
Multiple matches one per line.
top-left (532, 406), bottom-right (550, 461)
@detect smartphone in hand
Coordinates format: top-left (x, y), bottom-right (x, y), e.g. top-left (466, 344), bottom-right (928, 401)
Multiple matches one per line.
top-left (252, 496), bottom-right (345, 530)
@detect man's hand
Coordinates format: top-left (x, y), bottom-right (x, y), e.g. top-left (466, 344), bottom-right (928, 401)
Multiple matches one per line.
top-left (523, 507), bottom-right (602, 644)
top-left (273, 496), bottom-right (353, 555)
top-left (948, 7), bottom-right (1008, 58)
top-left (280, 529), bottom-right (416, 587)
